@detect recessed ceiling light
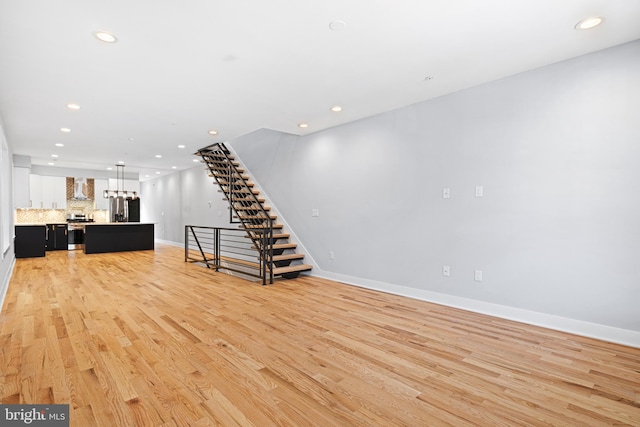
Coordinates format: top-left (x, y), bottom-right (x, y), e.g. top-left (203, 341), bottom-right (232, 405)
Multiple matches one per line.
top-left (51, 154), bottom-right (58, 158)
top-left (178, 144), bottom-right (186, 148)
top-left (298, 122), bottom-right (308, 129)
top-left (155, 171), bottom-right (161, 174)
top-left (145, 174), bottom-right (150, 178)
top-left (94, 31), bottom-right (117, 43)
top-left (128, 137), bottom-right (135, 141)
top-left (118, 160), bottom-right (125, 164)
top-left (575, 16), bottom-right (604, 30)
top-left (171, 166), bottom-right (177, 169)
top-left (331, 105), bottom-right (343, 112)
top-left (60, 127), bottom-right (71, 133)
top-left (55, 143), bottom-right (64, 147)
top-left (67, 103), bottom-right (80, 110)
top-left (193, 159), bottom-right (200, 163)
top-left (107, 167), bottom-right (113, 170)
top-left (155, 154), bottom-right (162, 158)
top-left (208, 129), bottom-right (218, 136)
top-left (48, 162), bottom-right (55, 166)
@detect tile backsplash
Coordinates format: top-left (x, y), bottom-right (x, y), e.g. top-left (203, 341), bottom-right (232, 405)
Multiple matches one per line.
top-left (15, 208), bottom-right (108, 224)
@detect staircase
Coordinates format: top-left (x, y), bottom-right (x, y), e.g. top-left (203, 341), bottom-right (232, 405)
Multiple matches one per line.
top-left (195, 143), bottom-right (312, 283)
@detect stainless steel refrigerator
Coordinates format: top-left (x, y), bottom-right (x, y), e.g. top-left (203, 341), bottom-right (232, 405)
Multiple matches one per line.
top-left (109, 196), bottom-right (140, 222)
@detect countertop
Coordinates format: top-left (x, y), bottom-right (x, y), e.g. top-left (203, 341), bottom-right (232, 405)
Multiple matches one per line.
top-left (16, 222), bottom-right (154, 226)
top-left (84, 222), bottom-right (155, 226)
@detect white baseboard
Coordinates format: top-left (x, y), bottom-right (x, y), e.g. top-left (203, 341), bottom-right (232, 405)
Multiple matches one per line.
top-left (311, 270), bottom-right (640, 349)
top-left (155, 239), bottom-right (183, 248)
top-left (0, 255), bottom-right (16, 313)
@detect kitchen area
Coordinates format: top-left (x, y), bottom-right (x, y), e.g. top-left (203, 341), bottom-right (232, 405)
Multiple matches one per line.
top-left (14, 170), bottom-right (153, 257)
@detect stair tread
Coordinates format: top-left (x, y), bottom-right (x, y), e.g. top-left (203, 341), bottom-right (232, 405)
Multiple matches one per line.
top-left (210, 171), bottom-right (247, 177)
top-left (272, 253), bottom-right (304, 261)
top-left (224, 197), bottom-right (265, 203)
top-left (235, 215), bottom-right (278, 220)
top-left (248, 227), bottom-right (283, 233)
top-left (247, 233), bottom-right (289, 240)
top-left (220, 189), bottom-right (260, 195)
top-left (271, 243), bottom-right (297, 250)
top-left (251, 241), bottom-right (294, 249)
top-left (218, 180), bottom-right (254, 187)
top-left (217, 257), bottom-right (311, 276)
top-left (243, 224), bottom-right (283, 229)
top-left (209, 167), bottom-right (247, 175)
top-left (206, 161), bottom-right (240, 168)
top-left (271, 264), bottom-right (313, 275)
top-left (206, 159), bottom-right (239, 165)
top-left (234, 206), bottom-right (271, 211)
top-left (203, 155), bottom-right (238, 163)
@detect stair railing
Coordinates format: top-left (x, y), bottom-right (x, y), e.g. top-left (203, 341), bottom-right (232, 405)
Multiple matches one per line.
top-left (185, 225), bottom-right (273, 284)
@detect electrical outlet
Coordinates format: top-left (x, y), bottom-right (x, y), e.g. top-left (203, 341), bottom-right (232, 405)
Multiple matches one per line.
top-left (474, 270), bottom-right (483, 282)
top-left (442, 265), bottom-right (450, 277)
top-left (475, 186), bottom-right (484, 198)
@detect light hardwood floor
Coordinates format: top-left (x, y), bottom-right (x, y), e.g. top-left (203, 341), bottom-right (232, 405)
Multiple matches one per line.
top-left (1, 244), bottom-right (639, 426)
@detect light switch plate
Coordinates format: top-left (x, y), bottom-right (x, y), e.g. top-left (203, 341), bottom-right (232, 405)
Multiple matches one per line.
top-left (443, 188), bottom-right (451, 199)
top-left (474, 270), bottom-right (483, 282)
top-left (442, 265), bottom-right (450, 277)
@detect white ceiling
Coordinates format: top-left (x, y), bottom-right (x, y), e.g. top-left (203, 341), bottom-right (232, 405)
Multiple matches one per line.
top-left (1, 0), bottom-right (639, 180)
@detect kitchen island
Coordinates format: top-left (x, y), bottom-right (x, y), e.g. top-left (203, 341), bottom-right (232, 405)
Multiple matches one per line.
top-left (84, 223), bottom-right (154, 254)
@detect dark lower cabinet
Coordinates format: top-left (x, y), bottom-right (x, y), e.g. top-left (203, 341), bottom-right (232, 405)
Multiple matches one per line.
top-left (46, 223), bottom-right (68, 251)
top-left (15, 225), bottom-right (46, 258)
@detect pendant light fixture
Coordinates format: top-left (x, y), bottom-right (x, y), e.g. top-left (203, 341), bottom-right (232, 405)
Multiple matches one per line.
top-left (103, 164), bottom-right (138, 198)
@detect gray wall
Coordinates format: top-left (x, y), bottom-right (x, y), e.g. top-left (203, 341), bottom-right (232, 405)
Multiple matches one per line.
top-left (227, 41), bottom-right (640, 339)
top-left (137, 41), bottom-right (640, 345)
top-left (141, 163), bottom-right (233, 243)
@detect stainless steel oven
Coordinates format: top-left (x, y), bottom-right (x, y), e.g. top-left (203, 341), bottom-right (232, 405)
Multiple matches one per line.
top-left (67, 223), bottom-right (85, 250)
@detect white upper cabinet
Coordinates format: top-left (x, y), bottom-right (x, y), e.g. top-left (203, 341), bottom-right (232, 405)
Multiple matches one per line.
top-left (29, 175), bottom-right (66, 209)
top-left (29, 174), bottom-right (43, 208)
top-left (40, 176), bottom-right (67, 209)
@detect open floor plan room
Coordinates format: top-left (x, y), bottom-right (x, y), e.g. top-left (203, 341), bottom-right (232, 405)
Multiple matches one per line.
top-left (1, 245), bottom-right (639, 426)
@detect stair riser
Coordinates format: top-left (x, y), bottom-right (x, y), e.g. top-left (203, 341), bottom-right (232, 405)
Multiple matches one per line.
top-left (274, 260), bottom-right (294, 268)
